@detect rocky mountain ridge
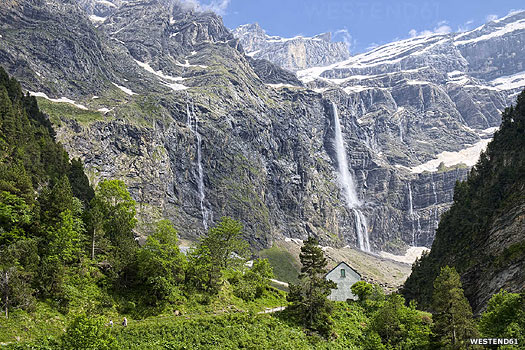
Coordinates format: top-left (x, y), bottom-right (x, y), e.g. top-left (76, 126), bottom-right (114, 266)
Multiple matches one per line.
top-left (232, 23), bottom-right (350, 72)
top-left (0, 0), bottom-right (523, 254)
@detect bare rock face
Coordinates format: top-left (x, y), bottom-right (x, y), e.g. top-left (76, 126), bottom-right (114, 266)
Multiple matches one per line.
top-left (0, 0), bottom-right (523, 256)
top-left (232, 23), bottom-right (350, 72)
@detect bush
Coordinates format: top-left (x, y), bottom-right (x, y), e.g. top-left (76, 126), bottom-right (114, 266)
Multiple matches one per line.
top-left (61, 314), bottom-right (117, 350)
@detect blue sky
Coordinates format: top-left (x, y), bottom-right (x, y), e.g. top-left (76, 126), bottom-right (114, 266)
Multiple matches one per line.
top-left (193, 0), bottom-right (524, 53)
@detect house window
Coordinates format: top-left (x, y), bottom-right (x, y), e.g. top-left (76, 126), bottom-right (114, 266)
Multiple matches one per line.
top-left (340, 269), bottom-right (345, 278)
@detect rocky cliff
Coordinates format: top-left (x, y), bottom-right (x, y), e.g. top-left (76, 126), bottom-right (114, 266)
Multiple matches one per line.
top-left (0, 0), bottom-right (523, 254)
top-left (232, 23), bottom-right (350, 72)
top-left (403, 91), bottom-right (525, 313)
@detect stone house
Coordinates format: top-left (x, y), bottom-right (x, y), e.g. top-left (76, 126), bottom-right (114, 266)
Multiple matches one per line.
top-left (325, 261), bottom-right (361, 301)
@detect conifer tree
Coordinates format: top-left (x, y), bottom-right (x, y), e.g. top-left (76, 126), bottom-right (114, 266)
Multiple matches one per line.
top-left (287, 236), bottom-right (337, 337)
top-left (431, 266), bottom-right (478, 349)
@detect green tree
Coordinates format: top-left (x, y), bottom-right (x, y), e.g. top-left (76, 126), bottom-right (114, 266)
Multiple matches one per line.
top-left (370, 293), bottom-right (431, 349)
top-left (137, 220), bottom-right (186, 305)
top-left (0, 239), bottom-right (38, 317)
top-left (202, 216), bottom-right (249, 269)
top-left (89, 180), bottom-right (137, 277)
top-left (186, 217), bottom-right (249, 294)
top-left (479, 290), bottom-right (524, 348)
top-left (62, 314), bottom-right (117, 350)
top-left (186, 244), bottom-right (222, 294)
top-left (39, 175), bottom-right (75, 227)
top-left (351, 281), bottom-right (373, 302)
top-left (286, 236), bottom-right (337, 337)
top-left (432, 266), bottom-right (478, 349)
top-left (233, 258), bottom-right (274, 301)
top-left (46, 205), bottom-right (85, 265)
top-left (0, 191), bottom-right (32, 245)
top-left (68, 158), bottom-right (95, 207)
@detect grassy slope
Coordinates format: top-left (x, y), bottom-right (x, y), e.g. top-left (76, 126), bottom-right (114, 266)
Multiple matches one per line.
top-left (259, 246), bottom-right (301, 284)
top-left (0, 282), bottom-right (287, 346)
top-left (107, 303), bottom-right (367, 350)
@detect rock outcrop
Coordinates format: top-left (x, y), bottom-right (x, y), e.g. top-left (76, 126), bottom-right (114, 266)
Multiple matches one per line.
top-left (232, 23), bottom-right (350, 72)
top-left (403, 92), bottom-right (525, 313)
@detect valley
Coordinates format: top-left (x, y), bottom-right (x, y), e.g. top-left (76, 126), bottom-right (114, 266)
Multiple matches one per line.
top-left (0, 1), bottom-right (523, 348)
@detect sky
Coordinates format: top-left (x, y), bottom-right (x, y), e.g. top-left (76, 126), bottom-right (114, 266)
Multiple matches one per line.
top-left (190, 0), bottom-right (524, 53)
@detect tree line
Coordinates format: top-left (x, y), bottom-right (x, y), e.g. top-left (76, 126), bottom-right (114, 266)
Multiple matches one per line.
top-left (0, 66), bottom-right (274, 320)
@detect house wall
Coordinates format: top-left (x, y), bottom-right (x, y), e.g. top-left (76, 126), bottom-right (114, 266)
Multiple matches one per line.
top-left (326, 263), bottom-right (360, 301)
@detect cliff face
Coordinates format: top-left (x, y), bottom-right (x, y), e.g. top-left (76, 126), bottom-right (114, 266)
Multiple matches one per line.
top-left (0, 0), bottom-right (523, 254)
top-left (232, 23), bottom-right (350, 72)
top-left (403, 92), bottom-right (525, 313)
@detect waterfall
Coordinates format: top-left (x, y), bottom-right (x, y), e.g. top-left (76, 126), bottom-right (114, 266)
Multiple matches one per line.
top-left (407, 183), bottom-right (415, 245)
top-left (186, 103), bottom-right (211, 230)
top-left (407, 182), bottom-right (421, 246)
top-left (332, 102), bottom-right (371, 252)
top-left (431, 181), bottom-right (438, 204)
top-left (407, 183), bottom-right (414, 217)
top-left (431, 181), bottom-right (439, 232)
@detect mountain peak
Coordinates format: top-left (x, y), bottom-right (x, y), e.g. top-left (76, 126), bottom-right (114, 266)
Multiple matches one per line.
top-left (232, 24), bottom-right (349, 71)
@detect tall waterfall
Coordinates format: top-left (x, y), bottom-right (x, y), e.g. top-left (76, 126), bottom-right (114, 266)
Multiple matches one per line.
top-left (332, 102), bottom-right (371, 252)
top-left (431, 181), bottom-right (439, 231)
top-left (407, 183), bottom-right (415, 245)
top-left (187, 103), bottom-right (211, 230)
top-left (407, 183), bottom-right (421, 246)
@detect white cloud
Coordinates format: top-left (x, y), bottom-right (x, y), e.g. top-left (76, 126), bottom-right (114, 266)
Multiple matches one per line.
top-left (458, 20), bottom-right (474, 32)
top-left (201, 0), bottom-right (231, 15)
top-left (408, 21), bottom-right (452, 38)
top-left (486, 14), bottom-right (499, 22)
top-left (333, 29), bottom-right (352, 51)
top-left (177, 0), bottom-right (231, 16)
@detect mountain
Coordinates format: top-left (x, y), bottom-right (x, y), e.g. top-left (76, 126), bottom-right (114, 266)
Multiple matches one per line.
top-left (402, 91), bottom-right (525, 314)
top-left (232, 23), bottom-right (350, 72)
top-left (0, 0), bottom-right (523, 255)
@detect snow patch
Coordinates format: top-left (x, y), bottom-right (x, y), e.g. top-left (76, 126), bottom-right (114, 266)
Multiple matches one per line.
top-left (407, 80), bottom-right (430, 85)
top-left (265, 83), bottom-right (297, 89)
top-left (112, 83), bottom-right (136, 96)
top-left (29, 91), bottom-right (88, 110)
top-left (134, 60), bottom-right (188, 91)
top-left (284, 237), bottom-right (303, 245)
top-left (380, 247), bottom-right (430, 264)
top-left (410, 138), bottom-right (491, 173)
top-left (97, 108), bottom-right (111, 114)
top-left (163, 82), bottom-right (188, 91)
top-left (95, 0), bottom-right (117, 7)
top-left (489, 71), bottom-right (525, 91)
top-left (454, 19), bottom-right (525, 45)
top-left (89, 15), bottom-right (107, 23)
top-left (479, 127), bottom-right (499, 136)
top-left (343, 85), bottom-right (370, 93)
top-left (134, 60), bottom-right (185, 82)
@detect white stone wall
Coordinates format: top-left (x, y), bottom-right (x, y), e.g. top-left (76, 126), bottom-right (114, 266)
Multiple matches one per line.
top-left (326, 262), bottom-right (360, 301)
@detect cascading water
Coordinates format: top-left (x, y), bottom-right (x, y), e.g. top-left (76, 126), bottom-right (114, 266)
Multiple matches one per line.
top-left (332, 102), bottom-right (371, 252)
top-left (407, 183), bottom-right (419, 246)
top-left (431, 180), bottom-right (439, 232)
top-left (186, 102), bottom-right (211, 230)
top-left (398, 119), bottom-right (404, 143)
